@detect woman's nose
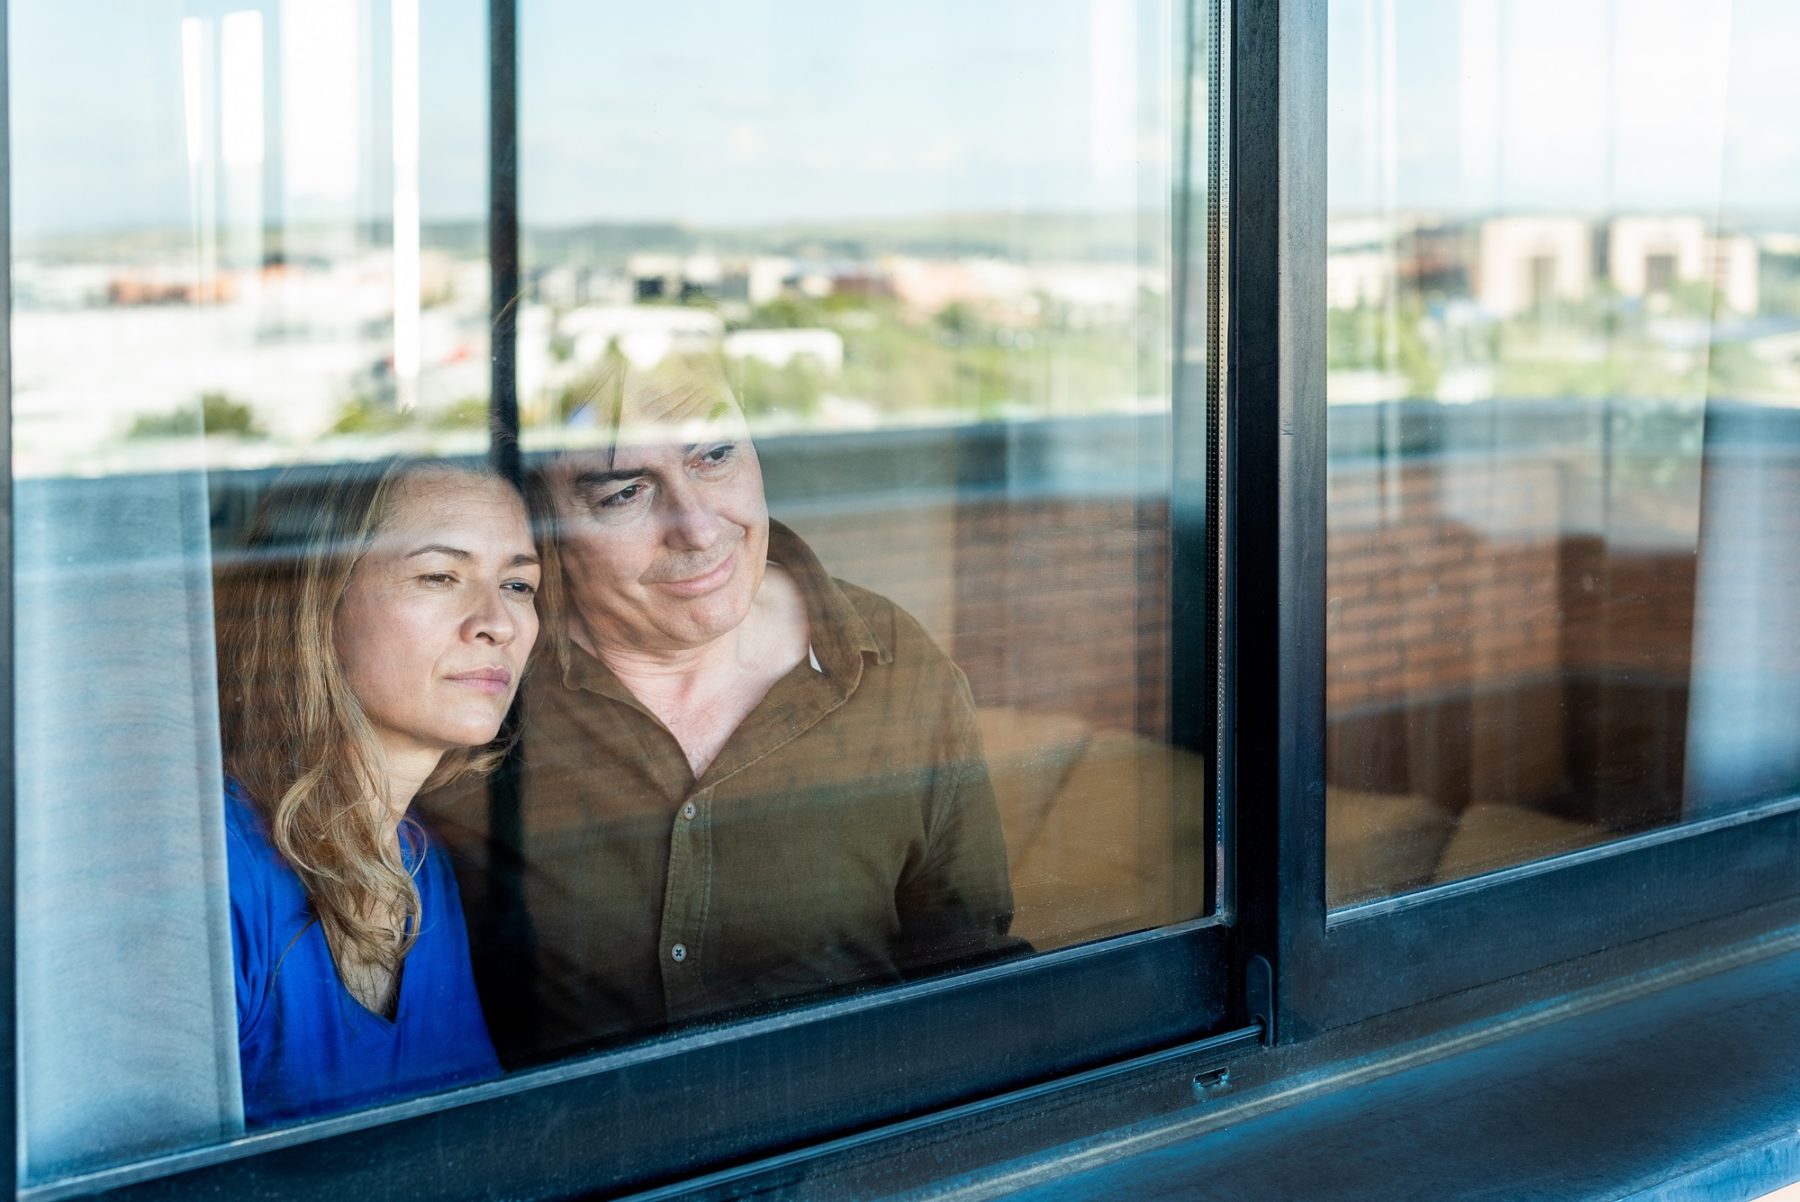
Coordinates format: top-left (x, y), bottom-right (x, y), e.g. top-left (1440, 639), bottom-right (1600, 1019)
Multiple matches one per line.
top-left (467, 586), bottom-right (518, 644)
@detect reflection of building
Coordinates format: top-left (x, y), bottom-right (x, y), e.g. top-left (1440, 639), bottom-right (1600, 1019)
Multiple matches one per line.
top-left (626, 253), bottom-right (793, 307)
top-left (1608, 216), bottom-right (1706, 297)
top-left (723, 328), bottom-right (844, 373)
top-left (1607, 217), bottom-right (1759, 315)
top-left (1475, 217), bottom-right (1592, 317)
top-left (1327, 250), bottom-right (1389, 310)
top-left (1708, 235), bottom-right (1760, 315)
top-left (1325, 217), bottom-right (1468, 311)
top-left (559, 303), bottom-right (724, 369)
top-left (1326, 218), bottom-right (1394, 310)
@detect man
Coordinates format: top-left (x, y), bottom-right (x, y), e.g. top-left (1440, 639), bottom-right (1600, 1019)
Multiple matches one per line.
top-left (424, 358), bottom-right (1019, 1065)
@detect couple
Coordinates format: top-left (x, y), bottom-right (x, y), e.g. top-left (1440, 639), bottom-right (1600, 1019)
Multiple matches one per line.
top-left (219, 360), bottom-right (1019, 1127)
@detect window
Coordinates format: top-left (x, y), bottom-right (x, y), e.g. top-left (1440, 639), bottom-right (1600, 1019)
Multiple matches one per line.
top-left (8, 1), bottom-right (1238, 1196)
top-left (14, 1), bottom-right (1798, 1197)
top-left (1291, 0), bottom-right (1800, 1031)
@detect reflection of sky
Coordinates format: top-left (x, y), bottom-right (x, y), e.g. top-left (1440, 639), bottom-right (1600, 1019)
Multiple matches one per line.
top-left (12, 0), bottom-right (1169, 237)
top-left (1329, 0), bottom-right (1800, 214)
top-left (13, 0), bottom-right (1800, 238)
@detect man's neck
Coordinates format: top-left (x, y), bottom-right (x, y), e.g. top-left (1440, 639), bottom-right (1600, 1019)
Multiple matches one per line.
top-left (595, 623), bottom-right (750, 706)
top-left (577, 565), bottom-right (811, 778)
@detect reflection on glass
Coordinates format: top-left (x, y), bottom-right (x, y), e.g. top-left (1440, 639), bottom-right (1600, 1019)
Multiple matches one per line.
top-left (11, 0), bottom-right (491, 1184)
top-left (1326, 0), bottom-right (1800, 906)
top-left (10, 0), bottom-right (1210, 1181)
top-left (420, 0), bottom-right (1203, 1067)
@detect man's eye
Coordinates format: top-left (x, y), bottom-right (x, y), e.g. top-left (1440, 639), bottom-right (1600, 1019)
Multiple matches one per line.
top-left (697, 444), bottom-right (736, 468)
top-left (599, 483), bottom-right (645, 509)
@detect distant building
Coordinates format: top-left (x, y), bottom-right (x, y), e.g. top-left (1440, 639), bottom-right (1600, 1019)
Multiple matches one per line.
top-left (1326, 249), bottom-right (1390, 310)
top-left (1708, 235), bottom-right (1760, 315)
top-left (723, 328), bottom-right (844, 374)
top-left (1608, 217), bottom-right (1759, 315)
top-left (1475, 217), bottom-right (1592, 317)
top-left (1609, 216), bottom-right (1708, 298)
top-left (559, 304), bottom-right (724, 369)
top-left (627, 254), bottom-right (797, 308)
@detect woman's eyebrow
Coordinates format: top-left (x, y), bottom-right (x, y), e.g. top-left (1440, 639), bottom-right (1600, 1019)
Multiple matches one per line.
top-left (404, 543), bottom-right (472, 561)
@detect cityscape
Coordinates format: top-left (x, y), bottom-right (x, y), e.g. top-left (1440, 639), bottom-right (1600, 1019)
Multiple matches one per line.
top-left (12, 205), bottom-right (1799, 478)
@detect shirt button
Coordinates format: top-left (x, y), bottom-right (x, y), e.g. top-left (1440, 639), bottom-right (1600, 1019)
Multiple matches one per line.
top-left (682, 802), bottom-right (697, 820)
top-left (670, 943), bottom-right (687, 963)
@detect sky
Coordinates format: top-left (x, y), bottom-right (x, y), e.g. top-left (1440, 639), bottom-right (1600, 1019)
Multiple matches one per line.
top-left (1327, 0), bottom-right (1800, 215)
top-left (8, 0), bottom-right (1800, 239)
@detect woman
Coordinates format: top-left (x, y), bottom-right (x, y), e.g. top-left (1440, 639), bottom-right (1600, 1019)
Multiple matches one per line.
top-left (213, 459), bottom-right (541, 1128)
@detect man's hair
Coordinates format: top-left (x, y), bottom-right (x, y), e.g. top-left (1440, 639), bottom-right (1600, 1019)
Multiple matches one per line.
top-left (534, 355), bottom-right (750, 675)
top-left (214, 457), bottom-right (521, 980)
top-left (559, 353), bottom-right (745, 467)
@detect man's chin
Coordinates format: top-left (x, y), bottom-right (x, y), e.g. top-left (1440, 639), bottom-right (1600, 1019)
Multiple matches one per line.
top-left (655, 586), bottom-right (756, 651)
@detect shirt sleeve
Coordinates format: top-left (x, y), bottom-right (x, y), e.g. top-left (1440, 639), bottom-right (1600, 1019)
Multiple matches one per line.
top-left (895, 661), bottom-right (1033, 974)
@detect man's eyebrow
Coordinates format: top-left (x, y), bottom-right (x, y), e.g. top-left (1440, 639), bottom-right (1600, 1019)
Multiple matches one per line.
top-left (569, 466), bottom-right (650, 488)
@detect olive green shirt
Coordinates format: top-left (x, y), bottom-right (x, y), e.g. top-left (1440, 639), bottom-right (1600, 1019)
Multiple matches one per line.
top-left (423, 522), bottom-right (1018, 1065)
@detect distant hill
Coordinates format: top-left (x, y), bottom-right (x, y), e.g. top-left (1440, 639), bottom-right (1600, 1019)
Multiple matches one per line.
top-left (15, 206), bottom-right (1193, 267)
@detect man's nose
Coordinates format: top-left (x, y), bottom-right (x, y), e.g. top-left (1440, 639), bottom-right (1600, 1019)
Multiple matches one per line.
top-left (661, 477), bottom-right (724, 551)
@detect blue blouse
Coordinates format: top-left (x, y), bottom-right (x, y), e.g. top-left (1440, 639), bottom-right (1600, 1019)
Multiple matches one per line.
top-left (225, 780), bottom-right (501, 1128)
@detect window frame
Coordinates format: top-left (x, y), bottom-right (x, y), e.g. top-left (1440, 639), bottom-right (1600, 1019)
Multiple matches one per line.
top-left (1247, 0), bottom-right (1800, 1042)
top-left (1, 0), bottom-right (1255, 1198)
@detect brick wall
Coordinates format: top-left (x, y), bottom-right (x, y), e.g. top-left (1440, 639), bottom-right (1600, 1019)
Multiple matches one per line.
top-left (783, 493), bottom-right (1169, 739)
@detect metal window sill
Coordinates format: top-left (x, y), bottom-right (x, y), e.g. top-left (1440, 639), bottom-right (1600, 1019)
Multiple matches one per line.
top-left (940, 938), bottom-right (1800, 1202)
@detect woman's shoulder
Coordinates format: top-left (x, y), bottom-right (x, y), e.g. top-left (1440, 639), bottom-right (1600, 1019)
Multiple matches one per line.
top-left (224, 779), bottom-right (278, 859)
top-left (223, 778), bottom-right (307, 909)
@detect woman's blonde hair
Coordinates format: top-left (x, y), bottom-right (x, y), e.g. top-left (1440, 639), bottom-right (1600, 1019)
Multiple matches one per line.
top-left (215, 458), bottom-right (518, 978)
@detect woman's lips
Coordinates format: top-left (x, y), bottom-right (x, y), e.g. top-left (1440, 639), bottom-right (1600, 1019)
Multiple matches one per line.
top-left (657, 550), bottom-right (737, 598)
top-left (446, 667), bottom-right (513, 696)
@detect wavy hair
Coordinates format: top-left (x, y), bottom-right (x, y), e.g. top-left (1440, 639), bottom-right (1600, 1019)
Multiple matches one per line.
top-left (215, 458), bottom-right (518, 980)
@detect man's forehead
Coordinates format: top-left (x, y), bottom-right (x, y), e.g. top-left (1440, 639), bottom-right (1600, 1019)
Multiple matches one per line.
top-left (611, 403), bottom-right (748, 452)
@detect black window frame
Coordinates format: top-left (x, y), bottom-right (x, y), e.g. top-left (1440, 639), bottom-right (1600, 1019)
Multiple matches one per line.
top-left (1, 1), bottom-right (1257, 1199)
top-left (1245, 0), bottom-right (1800, 1042)
top-left (20, 0), bottom-right (1797, 1196)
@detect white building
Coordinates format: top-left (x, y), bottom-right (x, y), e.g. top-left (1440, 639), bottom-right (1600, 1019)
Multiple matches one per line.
top-left (1475, 217), bottom-right (1592, 317)
top-left (559, 304), bottom-right (724, 369)
top-left (1608, 217), bottom-right (1760, 315)
top-left (723, 328), bottom-right (844, 374)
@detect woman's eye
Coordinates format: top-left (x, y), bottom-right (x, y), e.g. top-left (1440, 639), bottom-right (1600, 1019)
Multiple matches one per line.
top-left (419, 571), bottom-right (456, 585)
top-left (504, 579), bottom-right (538, 597)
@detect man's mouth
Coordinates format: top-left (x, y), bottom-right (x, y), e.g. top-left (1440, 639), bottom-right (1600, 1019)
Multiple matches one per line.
top-left (656, 549), bottom-right (738, 598)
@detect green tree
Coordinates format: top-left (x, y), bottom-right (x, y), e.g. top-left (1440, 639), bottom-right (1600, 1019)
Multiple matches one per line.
top-left (127, 391), bottom-right (265, 440)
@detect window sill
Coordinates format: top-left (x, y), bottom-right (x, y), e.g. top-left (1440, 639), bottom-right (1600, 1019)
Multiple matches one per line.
top-left (942, 934), bottom-right (1800, 1202)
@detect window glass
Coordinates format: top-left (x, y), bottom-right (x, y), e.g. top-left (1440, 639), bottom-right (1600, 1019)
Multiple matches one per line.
top-left (1326, 0), bottom-right (1800, 906)
top-left (10, 0), bottom-right (1211, 1183)
top-left (437, 0), bottom-right (1207, 1069)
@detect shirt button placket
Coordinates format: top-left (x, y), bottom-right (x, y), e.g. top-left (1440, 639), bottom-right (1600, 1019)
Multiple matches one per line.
top-left (661, 788), bottom-right (710, 1018)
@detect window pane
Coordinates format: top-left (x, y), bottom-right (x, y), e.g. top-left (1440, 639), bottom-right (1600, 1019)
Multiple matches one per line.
top-left (419, 0), bottom-right (1211, 1069)
top-left (1325, 0), bottom-right (1800, 906)
top-left (10, 0), bottom-right (1215, 1184)
top-left (11, 0), bottom-right (490, 1183)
